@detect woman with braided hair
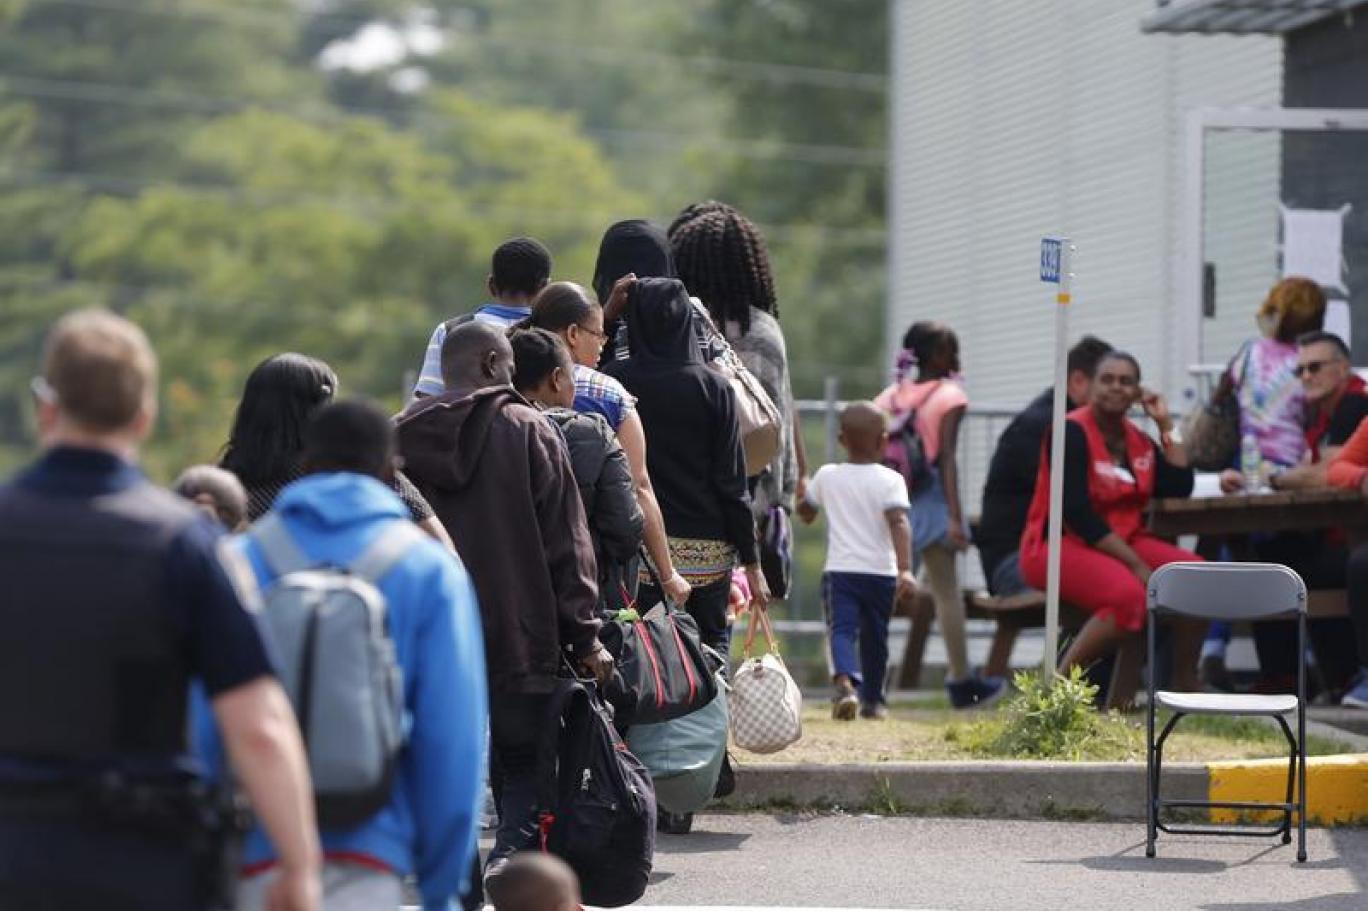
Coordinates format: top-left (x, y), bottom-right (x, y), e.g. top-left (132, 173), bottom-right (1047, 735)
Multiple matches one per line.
top-left (669, 202), bottom-right (804, 599)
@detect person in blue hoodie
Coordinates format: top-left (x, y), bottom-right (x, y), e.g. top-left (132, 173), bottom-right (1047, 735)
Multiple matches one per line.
top-left (196, 398), bottom-right (487, 911)
top-left (412, 236), bottom-right (553, 398)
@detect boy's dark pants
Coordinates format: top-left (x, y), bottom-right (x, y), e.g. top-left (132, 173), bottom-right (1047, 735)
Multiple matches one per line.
top-left (823, 571), bottom-right (896, 705)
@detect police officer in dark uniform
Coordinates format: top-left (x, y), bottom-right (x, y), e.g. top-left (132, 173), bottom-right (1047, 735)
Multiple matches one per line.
top-left (0, 310), bottom-right (321, 910)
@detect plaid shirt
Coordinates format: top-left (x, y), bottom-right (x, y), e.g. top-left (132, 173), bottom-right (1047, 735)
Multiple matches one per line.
top-left (573, 364), bottom-right (635, 431)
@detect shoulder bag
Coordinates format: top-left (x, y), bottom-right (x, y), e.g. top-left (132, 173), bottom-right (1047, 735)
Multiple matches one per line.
top-left (1179, 343), bottom-right (1251, 471)
top-left (691, 299), bottom-right (782, 476)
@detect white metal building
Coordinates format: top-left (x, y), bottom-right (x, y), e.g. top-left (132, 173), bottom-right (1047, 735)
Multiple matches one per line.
top-left (888, 0), bottom-right (1284, 410)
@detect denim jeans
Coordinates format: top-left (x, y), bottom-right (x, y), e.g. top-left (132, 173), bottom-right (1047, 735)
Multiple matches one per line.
top-left (822, 571), bottom-right (896, 705)
top-left (488, 691), bottom-right (553, 867)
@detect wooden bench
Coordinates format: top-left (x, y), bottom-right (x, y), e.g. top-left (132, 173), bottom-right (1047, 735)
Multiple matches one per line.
top-left (894, 586), bottom-right (1350, 690)
top-left (894, 588), bottom-right (1086, 688)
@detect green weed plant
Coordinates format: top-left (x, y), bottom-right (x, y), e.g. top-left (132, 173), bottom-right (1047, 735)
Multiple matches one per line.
top-left (957, 667), bottom-right (1135, 761)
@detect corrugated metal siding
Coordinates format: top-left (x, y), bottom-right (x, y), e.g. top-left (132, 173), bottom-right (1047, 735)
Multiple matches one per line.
top-left (889, 0), bottom-right (1283, 527)
top-left (890, 0), bottom-right (1281, 397)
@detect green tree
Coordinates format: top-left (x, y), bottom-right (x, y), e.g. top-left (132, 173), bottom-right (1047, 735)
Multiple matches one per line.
top-left (0, 0), bottom-right (317, 468)
top-left (55, 96), bottom-right (643, 476)
top-left (676, 0), bottom-right (889, 396)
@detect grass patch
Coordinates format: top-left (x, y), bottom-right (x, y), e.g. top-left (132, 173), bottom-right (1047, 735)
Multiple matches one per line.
top-left (735, 672), bottom-right (1355, 765)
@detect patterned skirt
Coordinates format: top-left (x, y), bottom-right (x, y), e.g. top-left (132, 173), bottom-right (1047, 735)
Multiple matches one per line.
top-left (641, 536), bottom-right (738, 588)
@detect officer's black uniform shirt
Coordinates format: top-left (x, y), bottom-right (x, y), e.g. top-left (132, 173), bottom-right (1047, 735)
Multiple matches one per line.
top-left (12, 447), bottom-right (275, 704)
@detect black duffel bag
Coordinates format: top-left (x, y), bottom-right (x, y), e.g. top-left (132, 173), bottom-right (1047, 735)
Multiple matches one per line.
top-left (599, 562), bottom-right (718, 727)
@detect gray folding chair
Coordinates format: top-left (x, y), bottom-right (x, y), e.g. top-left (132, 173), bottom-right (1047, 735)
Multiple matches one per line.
top-left (1146, 562), bottom-right (1307, 862)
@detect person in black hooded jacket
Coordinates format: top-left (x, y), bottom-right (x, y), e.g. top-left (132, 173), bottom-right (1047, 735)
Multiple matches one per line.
top-left (593, 219), bottom-right (679, 366)
top-left (511, 328), bottom-right (643, 611)
top-left (604, 277), bottom-right (769, 653)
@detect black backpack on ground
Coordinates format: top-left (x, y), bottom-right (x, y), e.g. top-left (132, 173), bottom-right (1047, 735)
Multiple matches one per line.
top-left (536, 677), bottom-right (656, 908)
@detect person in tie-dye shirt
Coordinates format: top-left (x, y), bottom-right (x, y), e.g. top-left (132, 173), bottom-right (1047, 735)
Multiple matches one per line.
top-left (1227, 276), bottom-right (1327, 470)
top-left (1199, 276), bottom-right (1325, 691)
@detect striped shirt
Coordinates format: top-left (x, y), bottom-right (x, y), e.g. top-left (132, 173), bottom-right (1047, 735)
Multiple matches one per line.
top-left (412, 304), bottom-right (531, 398)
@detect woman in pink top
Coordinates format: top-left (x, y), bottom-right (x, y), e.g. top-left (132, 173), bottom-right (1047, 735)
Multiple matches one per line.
top-left (876, 322), bottom-right (1004, 709)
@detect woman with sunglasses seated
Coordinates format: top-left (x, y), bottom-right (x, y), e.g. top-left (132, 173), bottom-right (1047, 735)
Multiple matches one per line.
top-left (1019, 351), bottom-right (1205, 702)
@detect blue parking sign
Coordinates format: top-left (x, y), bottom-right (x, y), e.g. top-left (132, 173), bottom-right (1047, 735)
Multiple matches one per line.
top-left (1040, 238), bottom-right (1062, 284)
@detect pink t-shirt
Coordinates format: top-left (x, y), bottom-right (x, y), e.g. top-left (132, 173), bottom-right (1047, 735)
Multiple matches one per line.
top-left (875, 379), bottom-right (969, 462)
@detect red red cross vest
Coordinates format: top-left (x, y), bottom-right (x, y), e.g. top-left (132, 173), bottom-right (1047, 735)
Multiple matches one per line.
top-left (1020, 405), bottom-right (1157, 552)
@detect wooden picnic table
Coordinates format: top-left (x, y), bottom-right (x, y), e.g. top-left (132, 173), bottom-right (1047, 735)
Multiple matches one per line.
top-left (1148, 487), bottom-right (1368, 538)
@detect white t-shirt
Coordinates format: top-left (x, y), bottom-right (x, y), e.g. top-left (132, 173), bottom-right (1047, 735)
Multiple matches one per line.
top-left (806, 462), bottom-right (911, 576)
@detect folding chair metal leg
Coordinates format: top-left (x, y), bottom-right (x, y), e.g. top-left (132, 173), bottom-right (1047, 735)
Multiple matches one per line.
top-left (1149, 712), bottom-right (1183, 853)
top-left (1146, 615), bottom-right (1158, 858)
top-left (1297, 614), bottom-right (1308, 864)
top-left (1274, 715), bottom-right (1296, 843)
top-left (1146, 698), bottom-right (1157, 858)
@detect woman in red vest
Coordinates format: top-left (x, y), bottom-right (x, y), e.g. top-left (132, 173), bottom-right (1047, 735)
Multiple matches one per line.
top-left (1019, 351), bottom-right (1204, 692)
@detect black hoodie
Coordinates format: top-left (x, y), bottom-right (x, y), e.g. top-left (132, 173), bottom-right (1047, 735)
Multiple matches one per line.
top-left (592, 219), bottom-right (676, 304)
top-left (396, 386), bottom-right (601, 694)
top-left (604, 278), bottom-right (757, 564)
top-left (593, 220), bottom-right (677, 367)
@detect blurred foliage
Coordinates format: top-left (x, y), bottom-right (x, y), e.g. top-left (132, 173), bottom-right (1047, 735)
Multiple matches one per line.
top-left (0, 0), bottom-right (887, 489)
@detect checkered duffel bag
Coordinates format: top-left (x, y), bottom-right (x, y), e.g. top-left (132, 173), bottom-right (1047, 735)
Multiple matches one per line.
top-left (729, 608), bottom-right (802, 754)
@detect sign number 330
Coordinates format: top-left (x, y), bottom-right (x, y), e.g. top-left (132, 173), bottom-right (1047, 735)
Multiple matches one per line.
top-left (1039, 238), bottom-right (1062, 284)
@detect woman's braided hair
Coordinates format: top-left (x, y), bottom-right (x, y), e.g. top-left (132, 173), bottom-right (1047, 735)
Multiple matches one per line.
top-left (668, 201), bottom-right (777, 336)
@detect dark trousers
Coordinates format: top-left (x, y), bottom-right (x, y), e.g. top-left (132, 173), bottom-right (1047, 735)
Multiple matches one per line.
top-left (1252, 533), bottom-right (1358, 691)
top-left (0, 819), bottom-right (199, 910)
top-left (822, 571), bottom-right (896, 705)
top-left (639, 576), bottom-right (732, 659)
top-left (487, 691), bottom-right (553, 867)
top-left (1349, 543), bottom-right (1368, 673)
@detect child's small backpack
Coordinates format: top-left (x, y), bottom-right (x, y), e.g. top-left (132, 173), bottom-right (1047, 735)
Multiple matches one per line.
top-left (249, 514), bottom-right (415, 829)
top-left (537, 677), bottom-right (656, 908)
top-left (883, 381), bottom-right (942, 494)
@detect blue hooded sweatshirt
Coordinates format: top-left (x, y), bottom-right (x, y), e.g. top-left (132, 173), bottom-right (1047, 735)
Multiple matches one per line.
top-left (194, 473), bottom-right (487, 911)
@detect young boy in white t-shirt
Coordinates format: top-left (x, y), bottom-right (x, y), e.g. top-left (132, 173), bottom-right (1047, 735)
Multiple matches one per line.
top-left (798, 401), bottom-right (916, 720)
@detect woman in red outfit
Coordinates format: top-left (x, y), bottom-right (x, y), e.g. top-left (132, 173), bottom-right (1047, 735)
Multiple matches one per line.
top-left (1019, 352), bottom-right (1205, 692)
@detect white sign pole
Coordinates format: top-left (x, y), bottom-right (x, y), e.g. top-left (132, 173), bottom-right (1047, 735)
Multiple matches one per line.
top-left (1040, 238), bottom-right (1074, 683)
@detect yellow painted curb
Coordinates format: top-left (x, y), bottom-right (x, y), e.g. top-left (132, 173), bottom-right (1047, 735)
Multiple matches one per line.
top-left (1207, 753), bottom-right (1368, 825)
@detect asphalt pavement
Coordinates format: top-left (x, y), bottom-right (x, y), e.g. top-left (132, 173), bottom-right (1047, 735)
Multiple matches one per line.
top-left (637, 813), bottom-right (1367, 911)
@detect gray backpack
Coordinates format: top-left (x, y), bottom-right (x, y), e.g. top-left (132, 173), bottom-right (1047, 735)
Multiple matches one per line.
top-left (250, 514), bottom-right (416, 829)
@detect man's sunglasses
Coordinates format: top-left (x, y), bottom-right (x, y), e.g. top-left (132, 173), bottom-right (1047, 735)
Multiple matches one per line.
top-left (1293, 359), bottom-right (1338, 378)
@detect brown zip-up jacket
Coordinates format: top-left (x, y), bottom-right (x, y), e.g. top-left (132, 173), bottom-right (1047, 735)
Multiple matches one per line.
top-left (398, 386), bottom-right (601, 694)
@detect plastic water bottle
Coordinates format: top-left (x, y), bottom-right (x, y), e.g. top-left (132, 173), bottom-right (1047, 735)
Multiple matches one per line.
top-left (1241, 433), bottom-right (1262, 493)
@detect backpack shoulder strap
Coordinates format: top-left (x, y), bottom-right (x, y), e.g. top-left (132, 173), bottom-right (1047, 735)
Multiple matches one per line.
top-left (443, 312), bottom-right (477, 334)
top-left (349, 521), bottom-right (425, 585)
top-left (912, 379), bottom-right (945, 412)
top-left (250, 513), bottom-right (314, 578)
top-left (536, 679), bottom-right (590, 819)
